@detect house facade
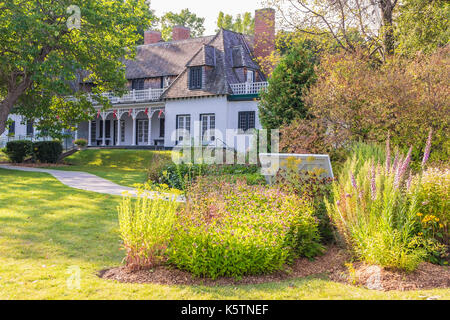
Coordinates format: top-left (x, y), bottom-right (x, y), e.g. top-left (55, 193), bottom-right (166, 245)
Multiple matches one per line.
top-left (1, 9), bottom-right (276, 152)
top-left (77, 9), bottom-right (275, 151)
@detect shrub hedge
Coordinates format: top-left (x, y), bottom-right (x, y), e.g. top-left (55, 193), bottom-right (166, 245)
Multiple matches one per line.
top-left (5, 140), bottom-right (63, 163)
top-left (5, 140), bottom-right (33, 163)
top-left (33, 141), bottom-right (63, 163)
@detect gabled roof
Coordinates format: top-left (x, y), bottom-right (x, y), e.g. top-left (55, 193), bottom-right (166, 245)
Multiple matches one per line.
top-left (162, 29), bottom-right (265, 99)
top-left (124, 29), bottom-right (266, 99)
top-left (125, 36), bottom-right (215, 79)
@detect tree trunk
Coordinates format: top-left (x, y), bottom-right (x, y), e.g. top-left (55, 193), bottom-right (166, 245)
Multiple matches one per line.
top-left (380, 0), bottom-right (395, 56)
top-left (0, 83), bottom-right (30, 135)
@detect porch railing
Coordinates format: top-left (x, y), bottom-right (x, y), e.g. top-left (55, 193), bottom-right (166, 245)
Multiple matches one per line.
top-left (230, 82), bottom-right (268, 95)
top-left (67, 88), bottom-right (165, 106)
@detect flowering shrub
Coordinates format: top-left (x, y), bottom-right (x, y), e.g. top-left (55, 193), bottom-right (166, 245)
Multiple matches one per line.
top-left (118, 184), bottom-right (180, 271)
top-left (167, 178), bottom-right (322, 279)
top-left (413, 167), bottom-right (449, 246)
top-left (74, 139), bottom-right (88, 148)
top-left (326, 136), bottom-right (447, 272)
top-left (274, 157), bottom-right (334, 242)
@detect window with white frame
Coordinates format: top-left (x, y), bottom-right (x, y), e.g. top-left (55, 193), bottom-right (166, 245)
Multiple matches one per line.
top-left (200, 114), bottom-right (215, 143)
top-left (246, 70), bottom-right (254, 83)
top-left (176, 115), bottom-right (191, 143)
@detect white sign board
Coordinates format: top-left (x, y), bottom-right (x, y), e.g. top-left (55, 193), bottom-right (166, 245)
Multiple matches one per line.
top-left (259, 153), bottom-right (334, 184)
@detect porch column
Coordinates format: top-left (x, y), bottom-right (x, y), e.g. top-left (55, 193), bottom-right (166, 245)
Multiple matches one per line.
top-left (132, 114), bottom-right (137, 146)
top-left (147, 113), bottom-right (152, 146)
top-left (88, 121), bottom-right (92, 146)
top-left (117, 118), bottom-right (121, 147)
top-left (102, 115), bottom-right (106, 146)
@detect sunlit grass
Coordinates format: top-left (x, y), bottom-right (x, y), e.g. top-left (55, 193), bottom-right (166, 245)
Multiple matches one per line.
top-left (0, 168), bottom-right (449, 300)
top-left (49, 149), bottom-right (173, 187)
top-left (0, 150), bottom-right (8, 162)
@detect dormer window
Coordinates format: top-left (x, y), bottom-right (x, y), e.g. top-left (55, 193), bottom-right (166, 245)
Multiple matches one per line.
top-left (189, 67), bottom-right (202, 90)
top-left (246, 70), bottom-right (255, 83)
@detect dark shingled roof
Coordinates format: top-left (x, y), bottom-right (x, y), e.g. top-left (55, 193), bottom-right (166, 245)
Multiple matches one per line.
top-left (124, 29), bottom-right (265, 99)
top-left (125, 36), bottom-right (215, 79)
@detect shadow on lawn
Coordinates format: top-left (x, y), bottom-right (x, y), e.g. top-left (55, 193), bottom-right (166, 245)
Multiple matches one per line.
top-left (0, 169), bottom-right (124, 265)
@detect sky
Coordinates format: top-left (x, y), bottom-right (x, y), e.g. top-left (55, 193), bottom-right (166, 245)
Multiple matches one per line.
top-left (150, 0), bottom-right (265, 35)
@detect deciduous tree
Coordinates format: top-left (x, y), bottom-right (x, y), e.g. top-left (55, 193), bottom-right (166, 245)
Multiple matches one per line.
top-left (0, 0), bottom-right (153, 135)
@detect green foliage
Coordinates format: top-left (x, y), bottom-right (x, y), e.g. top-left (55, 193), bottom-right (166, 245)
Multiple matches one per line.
top-left (4, 140), bottom-right (32, 163)
top-left (158, 160), bottom-right (264, 191)
top-left (259, 45), bottom-right (316, 130)
top-left (326, 142), bottom-right (447, 271)
top-left (160, 9), bottom-right (205, 41)
top-left (305, 48), bottom-right (450, 165)
top-left (216, 12), bottom-right (254, 35)
top-left (167, 179), bottom-right (322, 279)
top-left (118, 184), bottom-right (179, 271)
top-left (159, 162), bottom-right (206, 191)
top-left (32, 141), bottom-right (63, 164)
top-left (396, 0), bottom-right (450, 57)
top-left (413, 168), bottom-right (449, 246)
top-left (0, 0), bottom-right (154, 135)
top-left (274, 157), bottom-right (335, 242)
top-left (74, 139), bottom-right (88, 147)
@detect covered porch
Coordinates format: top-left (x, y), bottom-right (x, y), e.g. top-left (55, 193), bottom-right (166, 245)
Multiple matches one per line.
top-left (79, 106), bottom-right (166, 148)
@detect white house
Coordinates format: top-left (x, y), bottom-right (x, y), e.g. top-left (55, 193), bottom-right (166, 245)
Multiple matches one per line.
top-left (76, 9), bottom-right (276, 151)
top-left (2, 9), bottom-right (276, 152)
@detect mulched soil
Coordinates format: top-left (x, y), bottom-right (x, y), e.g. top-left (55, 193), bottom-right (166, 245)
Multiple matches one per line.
top-left (329, 261), bottom-right (450, 291)
top-left (99, 246), bottom-right (450, 291)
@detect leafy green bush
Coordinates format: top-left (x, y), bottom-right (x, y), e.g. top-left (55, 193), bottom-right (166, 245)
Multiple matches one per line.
top-left (274, 157), bottom-right (334, 242)
top-left (74, 139), bottom-right (88, 147)
top-left (158, 161), bottom-right (263, 191)
top-left (413, 167), bottom-right (449, 246)
top-left (5, 140), bottom-right (33, 163)
top-left (32, 141), bottom-right (63, 163)
top-left (118, 184), bottom-right (180, 270)
top-left (167, 178), bottom-right (323, 279)
top-left (159, 162), bottom-right (206, 191)
top-left (326, 139), bottom-right (447, 272)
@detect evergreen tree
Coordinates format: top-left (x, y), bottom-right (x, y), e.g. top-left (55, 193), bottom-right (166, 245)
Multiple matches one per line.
top-left (258, 46), bottom-right (316, 130)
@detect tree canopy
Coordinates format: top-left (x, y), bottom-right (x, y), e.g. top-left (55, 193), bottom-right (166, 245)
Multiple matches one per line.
top-left (216, 12), bottom-right (254, 35)
top-left (258, 44), bottom-right (316, 131)
top-left (396, 0), bottom-right (450, 57)
top-left (0, 0), bottom-right (153, 136)
top-left (160, 9), bottom-right (205, 41)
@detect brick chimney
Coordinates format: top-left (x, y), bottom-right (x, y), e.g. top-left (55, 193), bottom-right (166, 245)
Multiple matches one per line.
top-left (172, 26), bottom-right (190, 41)
top-left (144, 30), bottom-right (162, 44)
top-left (254, 8), bottom-right (276, 75)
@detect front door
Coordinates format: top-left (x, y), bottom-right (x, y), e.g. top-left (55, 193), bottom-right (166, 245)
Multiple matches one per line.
top-left (137, 119), bottom-right (149, 145)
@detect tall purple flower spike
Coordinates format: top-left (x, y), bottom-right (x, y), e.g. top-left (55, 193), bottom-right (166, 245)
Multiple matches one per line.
top-left (370, 163), bottom-right (377, 200)
top-left (399, 147), bottom-right (413, 180)
top-left (422, 129), bottom-right (433, 167)
top-left (392, 150), bottom-right (400, 173)
top-left (351, 173), bottom-right (358, 190)
top-left (386, 134), bottom-right (391, 173)
top-left (406, 172), bottom-right (413, 191)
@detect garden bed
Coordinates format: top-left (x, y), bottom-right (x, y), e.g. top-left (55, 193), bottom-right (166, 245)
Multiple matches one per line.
top-left (99, 246), bottom-right (450, 291)
top-left (330, 261), bottom-right (450, 292)
top-left (99, 246), bottom-right (348, 286)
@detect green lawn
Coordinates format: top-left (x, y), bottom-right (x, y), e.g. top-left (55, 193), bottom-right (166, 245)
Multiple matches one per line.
top-left (53, 149), bottom-right (172, 187)
top-left (0, 150), bottom-right (8, 162)
top-left (0, 168), bottom-right (449, 300)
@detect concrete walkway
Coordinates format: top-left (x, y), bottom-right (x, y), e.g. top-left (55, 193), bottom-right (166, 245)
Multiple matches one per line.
top-left (0, 165), bottom-right (183, 201)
